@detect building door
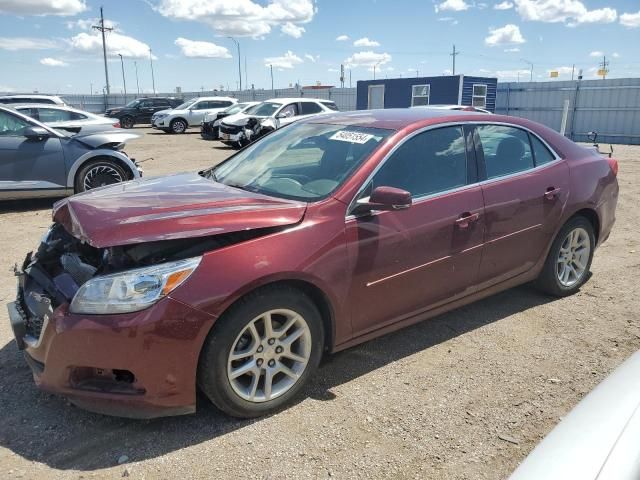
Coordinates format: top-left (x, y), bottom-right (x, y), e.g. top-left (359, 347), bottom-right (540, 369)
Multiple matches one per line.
top-left (368, 85), bottom-right (385, 109)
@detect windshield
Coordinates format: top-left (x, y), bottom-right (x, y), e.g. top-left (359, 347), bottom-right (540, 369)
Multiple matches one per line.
top-left (175, 99), bottom-right (197, 110)
top-left (125, 99), bottom-right (140, 108)
top-left (224, 103), bottom-right (247, 115)
top-left (246, 102), bottom-right (281, 117)
top-left (210, 122), bottom-right (393, 201)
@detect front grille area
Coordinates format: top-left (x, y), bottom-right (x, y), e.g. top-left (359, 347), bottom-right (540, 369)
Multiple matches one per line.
top-left (219, 123), bottom-right (242, 135)
top-left (18, 288), bottom-right (46, 340)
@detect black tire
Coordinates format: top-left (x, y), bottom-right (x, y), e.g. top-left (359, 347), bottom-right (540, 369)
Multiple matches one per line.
top-left (170, 118), bottom-right (188, 134)
top-left (198, 286), bottom-right (324, 418)
top-left (74, 158), bottom-right (129, 193)
top-left (535, 216), bottom-right (595, 297)
top-left (120, 116), bottom-right (135, 129)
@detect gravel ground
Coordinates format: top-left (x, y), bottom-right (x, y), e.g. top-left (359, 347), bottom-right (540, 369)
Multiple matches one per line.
top-left (0, 128), bottom-right (638, 480)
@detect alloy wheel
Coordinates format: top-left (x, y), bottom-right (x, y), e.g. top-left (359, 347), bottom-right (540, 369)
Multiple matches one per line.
top-left (227, 309), bottom-right (311, 403)
top-left (556, 227), bottom-right (591, 287)
top-left (83, 164), bottom-right (124, 191)
top-left (172, 120), bottom-right (186, 133)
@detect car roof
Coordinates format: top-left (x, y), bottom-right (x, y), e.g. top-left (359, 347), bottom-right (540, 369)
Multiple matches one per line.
top-left (263, 97), bottom-right (324, 104)
top-left (306, 108), bottom-right (517, 130)
top-left (11, 103), bottom-right (72, 109)
top-left (192, 96), bottom-right (237, 101)
top-left (0, 94), bottom-right (62, 100)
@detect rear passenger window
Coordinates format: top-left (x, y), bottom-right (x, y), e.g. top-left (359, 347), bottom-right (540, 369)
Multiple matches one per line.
top-left (372, 126), bottom-right (467, 197)
top-left (530, 134), bottom-right (555, 166)
top-left (476, 125), bottom-right (533, 179)
top-left (301, 102), bottom-right (323, 115)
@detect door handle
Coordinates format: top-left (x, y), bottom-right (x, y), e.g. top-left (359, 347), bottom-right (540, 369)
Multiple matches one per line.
top-left (544, 187), bottom-right (561, 200)
top-left (456, 212), bottom-right (480, 229)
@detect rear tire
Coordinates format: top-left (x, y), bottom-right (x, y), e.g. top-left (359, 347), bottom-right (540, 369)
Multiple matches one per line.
top-left (535, 216), bottom-right (595, 297)
top-left (120, 116), bottom-right (134, 129)
top-left (74, 159), bottom-right (129, 193)
top-left (198, 286), bottom-right (324, 418)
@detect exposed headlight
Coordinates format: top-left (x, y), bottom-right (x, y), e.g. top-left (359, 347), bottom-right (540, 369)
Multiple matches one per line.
top-left (70, 257), bottom-right (201, 315)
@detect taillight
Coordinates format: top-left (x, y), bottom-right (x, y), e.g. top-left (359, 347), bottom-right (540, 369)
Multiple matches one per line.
top-left (113, 122), bottom-right (121, 128)
top-left (607, 157), bottom-right (618, 176)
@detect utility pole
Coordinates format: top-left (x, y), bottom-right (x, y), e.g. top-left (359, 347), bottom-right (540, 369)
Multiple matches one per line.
top-left (521, 58), bottom-right (533, 81)
top-left (340, 64), bottom-right (345, 88)
top-left (92, 6), bottom-right (112, 95)
top-left (270, 64), bottom-right (274, 91)
top-left (134, 60), bottom-right (140, 95)
top-left (349, 68), bottom-right (352, 88)
top-left (228, 37), bottom-right (242, 91)
top-left (416, 69), bottom-right (419, 77)
top-left (373, 60), bottom-right (382, 80)
top-left (599, 55), bottom-right (609, 79)
top-left (450, 44), bottom-right (460, 75)
top-left (149, 48), bottom-right (156, 94)
top-left (244, 56), bottom-right (248, 92)
top-left (571, 64), bottom-right (575, 81)
top-left (118, 54), bottom-right (127, 97)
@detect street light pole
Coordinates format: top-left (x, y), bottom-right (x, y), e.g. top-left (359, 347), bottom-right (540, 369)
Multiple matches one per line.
top-left (373, 60), bottom-right (382, 80)
top-left (270, 64), bottom-right (274, 91)
top-left (149, 48), bottom-right (156, 94)
top-left (118, 54), bottom-right (127, 97)
top-left (228, 37), bottom-right (242, 92)
top-left (134, 60), bottom-right (140, 95)
top-left (521, 58), bottom-right (533, 82)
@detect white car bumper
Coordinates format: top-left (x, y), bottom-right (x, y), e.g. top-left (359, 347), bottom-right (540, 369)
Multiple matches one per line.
top-left (220, 131), bottom-right (243, 143)
top-left (152, 118), bottom-right (169, 128)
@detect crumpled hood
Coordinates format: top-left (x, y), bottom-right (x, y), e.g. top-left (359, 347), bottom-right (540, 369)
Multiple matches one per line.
top-left (52, 173), bottom-right (307, 248)
top-left (153, 109), bottom-right (172, 116)
top-left (223, 112), bottom-right (266, 127)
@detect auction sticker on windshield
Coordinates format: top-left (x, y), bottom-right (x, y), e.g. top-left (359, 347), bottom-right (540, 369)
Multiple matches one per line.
top-left (330, 131), bottom-right (374, 144)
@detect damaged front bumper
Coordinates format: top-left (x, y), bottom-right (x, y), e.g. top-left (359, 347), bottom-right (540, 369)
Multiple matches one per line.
top-left (7, 232), bottom-right (216, 419)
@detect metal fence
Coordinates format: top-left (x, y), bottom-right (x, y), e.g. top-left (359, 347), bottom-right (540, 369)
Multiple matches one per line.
top-left (59, 87), bottom-right (357, 114)
top-left (496, 78), bottom-right (640, 145)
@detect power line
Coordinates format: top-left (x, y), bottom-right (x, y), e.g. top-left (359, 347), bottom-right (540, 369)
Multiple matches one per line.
top-left (92, 6), bottom-right (112, 95)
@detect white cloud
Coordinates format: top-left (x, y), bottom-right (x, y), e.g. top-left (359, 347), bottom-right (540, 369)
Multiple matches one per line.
top-left (589, 50), bottom-right (603, 57)
top-left (494, 1), bottom-right (513, 10)
top-left (69, 31), bottom-right (153, 59)
top-left (40, 57), bottom-right (68, 67)
top-left (344, 50), bottom-right (392, 68)
top-left (0, 85), bottom-right (15, 92)
top-left (353, 37), bottom-right (380, 47)
top-left (304, 53), bottom-right (317, 62)
top-left (485, 24), bottom-right (526, 46)
top-left (157, 0), bottom-right (315, 38)
top-left (620, 11), bottom-right (640, 27)
top-left (328, 67), bottom-right (339, 72)
top-left (514, 0), bottom-right (617, 26)
top-left (435, 0), bottom-right (470, 13)
top-left (612, 52), bottom-right (620, 58)
top-left (281, 22), bottom-right (305, 38)
top-left (0, 0), bottom-right (86, 16)
top-left (494, 68), bottom-right (532, 79)
top-left (438, 16), bottom-right (459, 24)
top-left (335, 34), bottom-right (349, 41)
top-left (504, 47), bottom-right (520, 52)
top-left (66, 17), bottom-right (117, 31)
top-left (264, 50), bottom-right (303, 69)
top-left (0, 36), bottom-right (59, 50)
top-left (174, 37), bottom-right (231, 58)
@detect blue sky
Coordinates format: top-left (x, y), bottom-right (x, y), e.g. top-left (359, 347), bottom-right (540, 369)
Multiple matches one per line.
top-left (0, 0), bottom-right (639, 94)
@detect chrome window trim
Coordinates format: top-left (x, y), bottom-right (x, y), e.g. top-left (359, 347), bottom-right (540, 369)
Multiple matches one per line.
top-left (345, 120), bottom-right (563, 220)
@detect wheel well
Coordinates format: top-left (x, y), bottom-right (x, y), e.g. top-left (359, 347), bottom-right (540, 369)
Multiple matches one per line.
top-left (171, 117), bottom-right (187, 126)
top-left (571, 208), bottom-right (600, 244)
top-left (73, 155), bottom-right (135, 190)
top-left (218, 280), bottom-right (336, 352)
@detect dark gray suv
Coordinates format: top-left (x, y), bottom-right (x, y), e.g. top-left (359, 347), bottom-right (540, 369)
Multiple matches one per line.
top-left (0, 106), bottom-right (142, 200)
top-left (104, 97), bottom-right (183, 128)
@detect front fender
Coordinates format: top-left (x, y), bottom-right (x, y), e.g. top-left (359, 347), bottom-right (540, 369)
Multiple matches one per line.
top-left (66, 149), bottom-right (141, 188)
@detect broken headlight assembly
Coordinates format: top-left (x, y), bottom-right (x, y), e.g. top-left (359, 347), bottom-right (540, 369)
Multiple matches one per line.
top-left (70, 257), bottom-right (201, 315)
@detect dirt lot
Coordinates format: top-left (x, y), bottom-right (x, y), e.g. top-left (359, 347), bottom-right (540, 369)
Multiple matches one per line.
top-left (0, 128), bottom-right (638, 480)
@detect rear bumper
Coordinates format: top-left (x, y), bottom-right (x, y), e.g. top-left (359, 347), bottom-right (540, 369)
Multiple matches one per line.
top-left (595, 179), bottom-right (619, 247)
top-left (10, 294), bottom-right (216, 418)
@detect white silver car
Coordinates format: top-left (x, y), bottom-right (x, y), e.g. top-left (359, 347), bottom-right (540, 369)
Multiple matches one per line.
top-left (13, 104), bottom-right (119, 133)
top-left (219, 98), bottom-right (338, 148)
top-left (152, 96), bottom-right (237, 134)
top-left (510, 349), bottom-right (640, 479)
top-left (0, 94), bottom-right (68, 106)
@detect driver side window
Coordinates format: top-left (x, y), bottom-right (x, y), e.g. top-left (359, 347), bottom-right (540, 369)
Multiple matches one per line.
top-left (371, 126), bottom-right (468, 198)
top-left (0, 111), bottom-right (31, 137)
top-left (280, 103), bottom-right (299, 118)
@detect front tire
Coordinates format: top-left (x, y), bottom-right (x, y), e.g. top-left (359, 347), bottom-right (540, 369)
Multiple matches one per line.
top-left (198, 286), bottom-right (324, 418)
top-left (535, 216), bottom-right (595, 297)
top-left (120, 116), bottom-right (134, 129)
top-left (170, 118), bottom-right (188, 134)
top-left (74, 159), bottom-right (128, 193)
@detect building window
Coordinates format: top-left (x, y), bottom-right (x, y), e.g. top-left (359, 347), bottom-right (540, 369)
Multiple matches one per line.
top-left (472, 84), bottom-right (487, 108)
top-left (411, 85), bottom-right (430, 106)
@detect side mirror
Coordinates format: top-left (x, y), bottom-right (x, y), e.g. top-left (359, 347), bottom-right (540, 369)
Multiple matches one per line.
top-left (23, 126), bottom-right (50, 141)
top-left (353, 186), bottom-right (412, 214)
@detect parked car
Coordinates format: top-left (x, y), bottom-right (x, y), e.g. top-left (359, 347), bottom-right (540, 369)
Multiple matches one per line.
top-left (152, 97), bottom-right (237, 134)
top-left (201, 101), bottom-right (259, 140)
top-left (510, 349), bottom-right (640, 479)
top-left (0, 105), bottom-right (141, 200)
top-left (0, 94), bottom-right (68, 106)
top-left (105, 97), bottom-right (183, 129)
top-left (412, 104), bottom-right (491, 113)
top-left (13, 104), bottom-right (120, 133)
top-left (219, 98), bottom-right (337, 148)
top-left (7, 109), bottom-right (618, 419)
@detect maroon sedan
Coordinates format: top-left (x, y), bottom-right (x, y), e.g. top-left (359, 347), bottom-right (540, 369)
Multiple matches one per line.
top-left (7, 109), bottom-right (618, 418)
